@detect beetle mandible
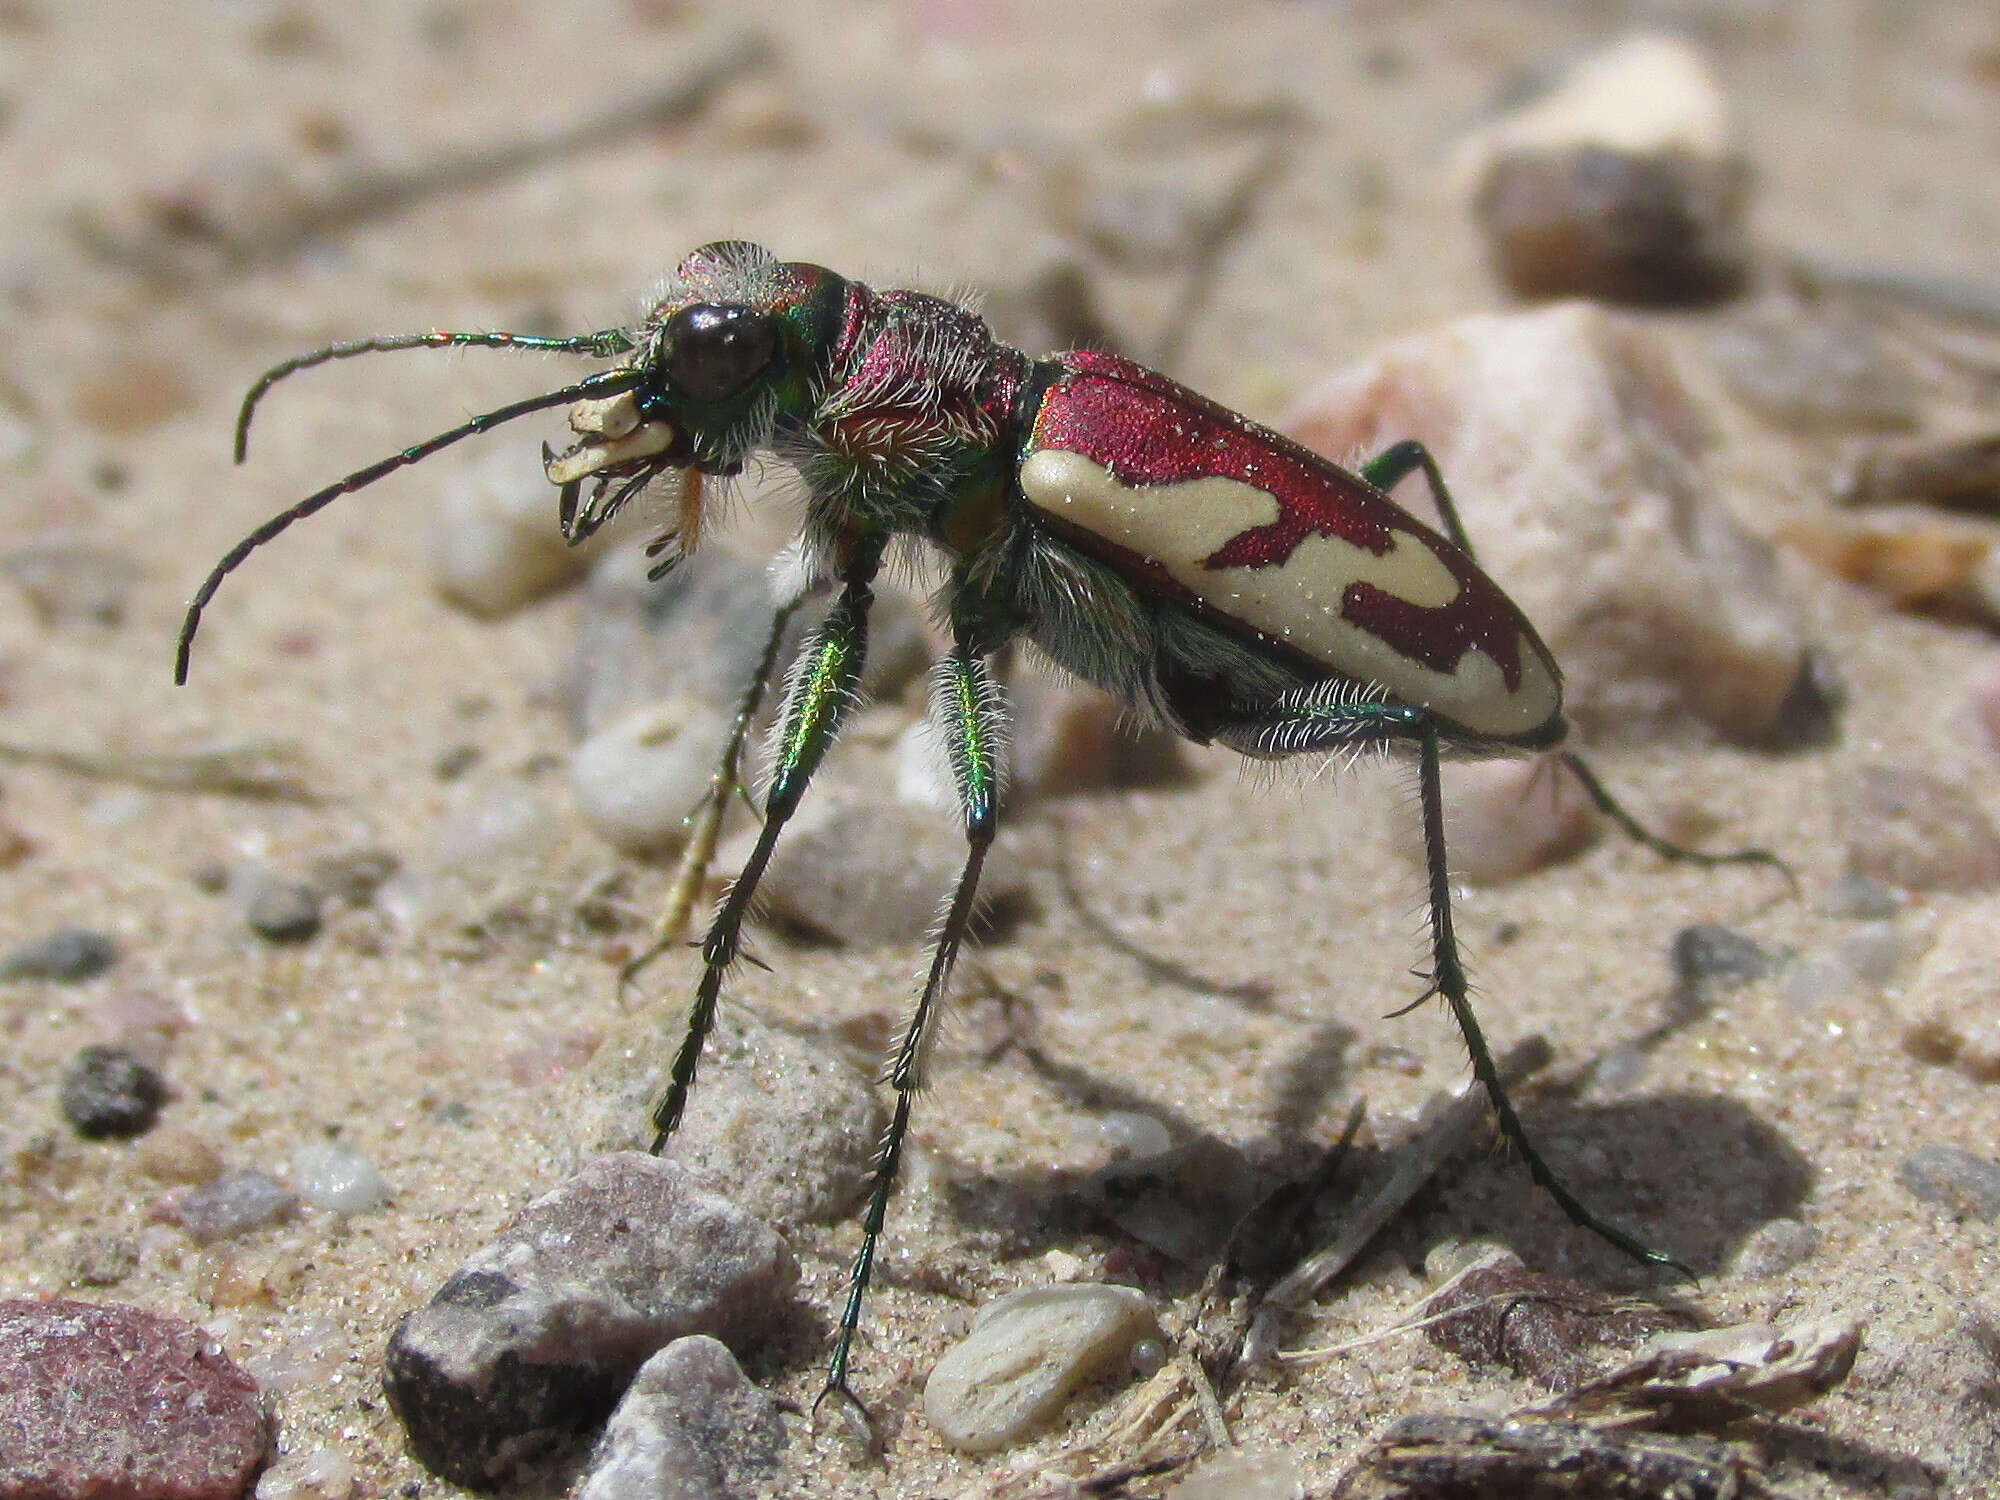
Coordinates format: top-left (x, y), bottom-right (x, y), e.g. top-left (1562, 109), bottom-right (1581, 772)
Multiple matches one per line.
top-left (180, 240), bottom-right (1785, 1424)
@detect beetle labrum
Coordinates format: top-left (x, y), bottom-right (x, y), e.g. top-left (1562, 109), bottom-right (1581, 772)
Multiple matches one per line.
top-left (180, 240), bottom-right (1784, 1423)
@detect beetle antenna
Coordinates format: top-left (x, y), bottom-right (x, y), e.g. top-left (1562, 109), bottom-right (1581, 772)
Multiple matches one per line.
top-left (235, 328), bottom-right (636, 462)
top-left (180, 366), bottom-right (643, 685)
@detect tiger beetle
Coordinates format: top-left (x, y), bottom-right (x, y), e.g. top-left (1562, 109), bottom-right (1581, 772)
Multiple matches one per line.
top-left (179, 240), bottom-right (1786, 1431)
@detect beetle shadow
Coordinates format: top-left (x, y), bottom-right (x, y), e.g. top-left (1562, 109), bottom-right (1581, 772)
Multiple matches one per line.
top-left (1047, 816), bottom-right (1278, 1012)
top-left (927, 1040), bottom-right (1813, 1290)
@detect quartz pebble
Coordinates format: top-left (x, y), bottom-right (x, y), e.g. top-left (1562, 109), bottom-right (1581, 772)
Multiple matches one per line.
top-left (1, 925), bottom-right (119, 981)
top-left (1165, 1447), bottom-right (1306, 1500)
top-left (166, 1168), bottom-right (299, 1244)
top-left (1836, 762), bottom-right (2000, 892)
top-left (1458, 34), bottom-right (1749, 303)
top-left (428, 437), bottom-right (603, 616)
top-left (1441, 755), bottom-right (1598, 884)
top-left (1287, 303), bottom-right (1809, 744)
top-left (288, 1141), bottom-right (391, 1214)
top-left (1898, 897), bottom-right (2000, 1080)
top-left (1898, 1144), bottom-right (2000, 1221)
top-left (570, 698), bottom-right (732, 854)
top-left (1708, 302), bottom-right (1921, 432)
top-left (59, 1043), bottom-right (167, 1139)
top-left (924, 1283), bottom-right (1162, 1453)
top-left (0, 1298), bottom-right (273, 1500)
top-left (574, 1336), bottom-right (786, 1500)
top-left (566, 1008), bottom-right (883, 1227)
top-left (383, 1153), bottom-right (796, 1489)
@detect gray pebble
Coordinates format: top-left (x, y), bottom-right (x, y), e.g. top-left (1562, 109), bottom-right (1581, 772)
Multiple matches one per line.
top-left (1672, 924), bottom-right (1769, 993)
top-left (288, 1141), bottom-right (391, 1214)
top-left (1088, 1137), bottom-right (1257, 1264)
top-left (59, 1044), bottom-right (167, 1139)
top-left (167, 1168), bottom-right (299, 1244)
top-left (1837, 762), bottom-right (2000, 893)
top-left (924, 1283), bottom-right (1162, 1453)
top-left (2, 926), bottom-right (119, 982)
top-left (383, 1153), bottom-right (796, 1490)
top-left (753, 798), bottom-right (1023, 949)
top-left (567, 1009), bottom-right (884, 1227)
top-left (1899, 1145), bottom-right (2000, 1222)
top-left (1730, 1217), bottom-right (1820, 1278)
top-left (575, 1337), bottom-right (786, 1500)
top-left (243, 876), bottom-right (322, 945)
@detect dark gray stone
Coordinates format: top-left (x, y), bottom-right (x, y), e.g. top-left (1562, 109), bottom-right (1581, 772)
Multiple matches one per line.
top-left (59, 1044), bottom-right (167, 1139)
top-left (2, 926), bottom-right (119, 982)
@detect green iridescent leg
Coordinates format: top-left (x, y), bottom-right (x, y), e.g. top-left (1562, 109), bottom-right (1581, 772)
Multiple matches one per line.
top-left (650, 542), bottom-right (883, 1151)
top-left (819, 642), bottom-right (1004, 1430)
top-left (1361, 440), bottom-right (1791, 887)
top-left (1218, 691), bottom-right (1688, 1276)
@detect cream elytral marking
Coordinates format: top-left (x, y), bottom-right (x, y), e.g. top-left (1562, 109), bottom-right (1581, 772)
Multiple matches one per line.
top-left (1019, 449), bottom-right (1558, 736)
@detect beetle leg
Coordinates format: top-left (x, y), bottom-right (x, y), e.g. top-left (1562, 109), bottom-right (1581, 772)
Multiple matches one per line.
top-left (1217, 691), bottom-right (1691, 1277)
top-left (621, 593), bottom-right (807, 992)
top-left (1359, 440), bottom-right (1473, 557)
top-left (649, 541), bottom-right (883, 1150)
top-left (819, 643), bottom-right (1005, 1434)
top-left (1360, 441), bottom-right (1794, 888)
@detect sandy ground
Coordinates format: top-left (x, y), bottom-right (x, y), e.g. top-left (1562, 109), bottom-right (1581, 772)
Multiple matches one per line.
top-left (4, 2), bottom-right (2000, 1496)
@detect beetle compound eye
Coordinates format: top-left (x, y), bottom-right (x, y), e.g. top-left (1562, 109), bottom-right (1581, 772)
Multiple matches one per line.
top-left (665, 303), bottom-right (776, 401)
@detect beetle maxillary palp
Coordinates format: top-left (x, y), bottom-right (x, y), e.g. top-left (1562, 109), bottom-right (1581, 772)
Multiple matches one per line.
top-left (542, 388), bottom-right (675, 486)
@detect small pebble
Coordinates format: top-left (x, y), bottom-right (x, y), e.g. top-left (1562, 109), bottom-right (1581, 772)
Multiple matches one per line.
top-left (570, 699), bottom-right (732, 855)
top-left (1836, 762), bottom-right (2000, 893)
top-left (289, 1141), bottom-right (391, 1214)
top-left (1088, 1137), bottom-right (1258, 1264)
top-left (1672, 924), bottom-right (1770, 994)
top-left (1441, 755), bottom-right (1598, 885)
top-left (1731, 1216), bottom-right (1820, 1278)
top-left (242, 874), bottom-right (323, 944)
top-left (749, 798), bottom-right (1024, 948)
top-left (566, 1008), bottom-right (884, 1226)
top-left (1286, 302), bottom-right (1809, 743)
top-left (924, 1283), bottom-right (1162, 1453)
top-left (1004, 668), bottom-right (1187, 798)
top-left (1898, 897), bottom-right (2000, 1080)
top-left (1165, 1447), bottom-right (1306, 1500)
top-left (428, 437), bottom-right (601, 617)
top-left (574, 1336), bottom-right (786, 1500)
top-left (309, 847), bottom-right (399, 906)
top-left (59, 1044), bottom-right (167, 1139)
top-left (0, 1300), bottom-right (273, 1498)
top-left (67, 1232), bottom-right (140, 1287)
top-left (253, 1446), bottom-right (357, 1500)
top-left (383, 1153), bottom-right (796, 1489)
top-left (134, 1125), bottom-right (226, 1186)
top-left (166, 1168), bottom-right (299, 1244)
top-left (1898, 1144), bottom-right (2000, 1221)
top-left (1, 926), bottom-right (119, 982)
top-left (1458, 34), bottom-right (1749, 303)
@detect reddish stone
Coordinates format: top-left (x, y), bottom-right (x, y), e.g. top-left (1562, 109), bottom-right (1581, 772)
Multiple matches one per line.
top-left (0, 1299), bottom-right (273, 1500)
